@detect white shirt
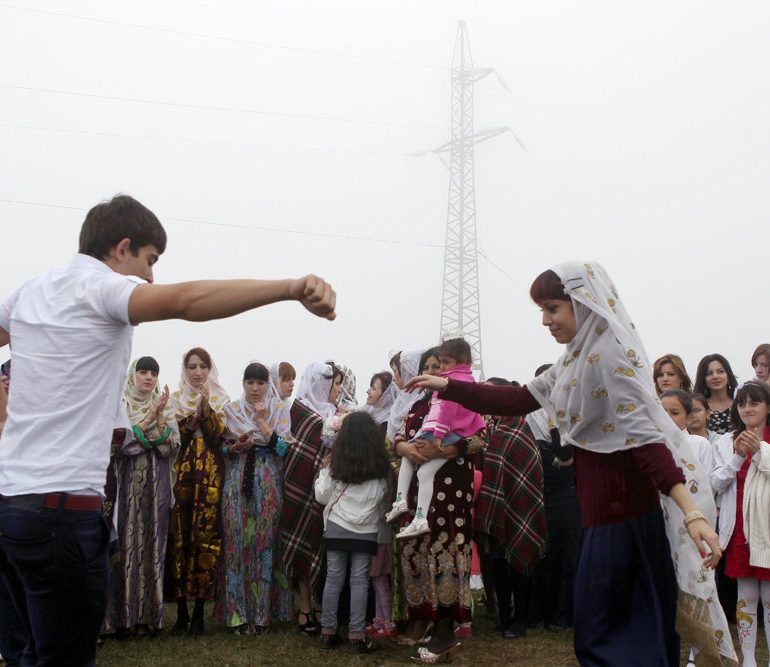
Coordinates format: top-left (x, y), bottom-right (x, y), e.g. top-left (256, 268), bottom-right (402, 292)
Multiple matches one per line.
top-left (314, 467), bottom-right (388, 534)
top-left (0, 254), bottom-right (143, 496)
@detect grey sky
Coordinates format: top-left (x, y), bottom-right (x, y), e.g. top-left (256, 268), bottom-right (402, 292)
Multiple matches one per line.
top-left (1, 1), bottom-right (768, 398)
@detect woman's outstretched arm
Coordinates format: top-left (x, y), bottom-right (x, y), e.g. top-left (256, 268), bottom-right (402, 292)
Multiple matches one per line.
top-left (405, 375), bottom-right (540, 417)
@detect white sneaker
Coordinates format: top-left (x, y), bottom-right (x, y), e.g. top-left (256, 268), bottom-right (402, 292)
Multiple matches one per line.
top-left (385, 500), bottom-right (408, 523)
top-left (396, 517), bottom-right (430, 540)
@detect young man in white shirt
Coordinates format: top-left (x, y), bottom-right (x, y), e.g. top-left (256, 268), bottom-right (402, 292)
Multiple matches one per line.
top-left (0, 194), bottom-right (336, 666)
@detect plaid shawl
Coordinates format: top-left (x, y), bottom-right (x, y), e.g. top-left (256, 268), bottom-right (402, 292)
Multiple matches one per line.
top-left (280, 400), bottom-right (326, 598)
top-left (476, 415), bottom-right (547, 575)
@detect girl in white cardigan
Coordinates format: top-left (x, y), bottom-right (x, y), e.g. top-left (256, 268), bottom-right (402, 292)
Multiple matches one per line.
top-left (314, 411), bottom-right (391, 654)
top-left (711, 381), bottom-right (770, 667)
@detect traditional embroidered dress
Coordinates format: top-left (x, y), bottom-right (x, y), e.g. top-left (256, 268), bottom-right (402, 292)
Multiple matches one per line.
top-left (280, 362), bottom-right (337, 599)
top-left (110, 361), bottom-right (180, 630)
top-left (396, 395), bottom-right (473, 625)
top-left (169, 359), bottom-right (229, 600)
top-left (216, 376), bottom-right (293, 628)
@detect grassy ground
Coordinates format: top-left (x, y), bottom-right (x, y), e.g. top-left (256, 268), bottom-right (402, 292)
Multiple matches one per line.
top-left (97, 600), bottom-right (767, 666)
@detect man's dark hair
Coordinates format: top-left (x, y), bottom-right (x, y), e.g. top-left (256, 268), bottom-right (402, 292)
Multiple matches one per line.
top-left (79, 194), bottom-right (167, 260)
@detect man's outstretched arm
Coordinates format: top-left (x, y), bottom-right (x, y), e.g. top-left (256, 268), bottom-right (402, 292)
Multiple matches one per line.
top-left (128, 274), bottom-right (336, 325)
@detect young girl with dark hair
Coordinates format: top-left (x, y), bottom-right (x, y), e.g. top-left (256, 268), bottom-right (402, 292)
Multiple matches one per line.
top-left (314, 411), bottom-right (391, 654)
top-left (694, 353), bottom-right (739, 435)
top-left (711, 381), bottom-right (770, 667)
top-left (407, 263), bottom-right (734, 666)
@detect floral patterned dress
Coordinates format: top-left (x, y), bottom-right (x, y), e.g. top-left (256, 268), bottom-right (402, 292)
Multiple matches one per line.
top-left (216, 445), bottom-right (293, 628)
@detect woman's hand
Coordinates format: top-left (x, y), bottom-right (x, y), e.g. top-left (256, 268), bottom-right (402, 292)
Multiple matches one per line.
top-left (197, 384), bottom-right (211, 417)
top-left (231, 433), bottom-right (254, 453)
top-left (686, 518), bottom-right (722, 570)
top-left (254, 401), bottom-right (268, 420)
top-left (413, 438), bottom-right (459, 460)
top-left (736, 429), bottom-right (761, 455)
top-left (403, 374), bottom-right (447, 393)
top-left (321, 453), bottom-right (332, 468)
top-left (397, 440), bottom-right (429, 466)
top-left (155, 385), bottom-right (170, 422)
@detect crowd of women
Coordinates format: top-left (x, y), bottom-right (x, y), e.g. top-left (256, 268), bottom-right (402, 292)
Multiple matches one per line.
top-left (6, 262), bottom-right (770, 666)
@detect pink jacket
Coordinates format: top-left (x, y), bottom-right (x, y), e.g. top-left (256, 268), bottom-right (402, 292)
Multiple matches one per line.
top-left (421, 364), bottom-right (486, 439)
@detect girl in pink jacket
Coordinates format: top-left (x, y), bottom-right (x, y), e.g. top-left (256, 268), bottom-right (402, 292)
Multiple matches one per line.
top-left (386, 338), bottom-right (486, 539)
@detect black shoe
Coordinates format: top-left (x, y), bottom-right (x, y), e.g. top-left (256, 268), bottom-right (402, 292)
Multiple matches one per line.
top-left (298, 611), bottom-right (319, 635)
top-left (503, 622), bottom-right (527, 639)
top-left (349, 636), bottom-right (378, 654)
top-left (170, 618), bottom-right (189, 636)
top-left (320, 633), bottom-right (342, 649)
top-left (546, 623), bottom-right (568, 632)
top-left (187, 615), bottom-right (204, 636)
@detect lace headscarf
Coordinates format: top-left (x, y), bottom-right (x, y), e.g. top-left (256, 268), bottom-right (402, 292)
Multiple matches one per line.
top-left (329, 362), bottom-right (357, 411)
top-left (295, 362), bottom-right (338, 420)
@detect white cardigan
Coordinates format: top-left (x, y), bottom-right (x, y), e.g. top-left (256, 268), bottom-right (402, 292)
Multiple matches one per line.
top-left (314, 467), bottom-right (387, 535)
top-left (711, 431), bottom-right (770, 566)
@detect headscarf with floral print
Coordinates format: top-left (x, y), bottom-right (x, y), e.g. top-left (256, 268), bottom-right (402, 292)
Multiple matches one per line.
top-left (329, 362), bottom-right (357, 411)
top-left (171, 352), bottom-right (230, 419)
top-left (123, 358), bottom-right (180, 446)
top-left (528, 261), bottom-right (736, 665)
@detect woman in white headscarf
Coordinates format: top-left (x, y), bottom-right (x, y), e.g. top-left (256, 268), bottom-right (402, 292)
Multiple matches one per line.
top-left (168, 346), bottom-right (230, 637)
top-left (408, 262), bottom-right (736, 667)
top-left (279, 361), bottom-right (343, 634)
top-left (361, 371), bottom-right (397, 431)
top-left (216, 362), bottom-right (292, 634)
top-left (386, 349), bottom-right (426, 443)
top-left (110, 357), bottom-right (180, 636)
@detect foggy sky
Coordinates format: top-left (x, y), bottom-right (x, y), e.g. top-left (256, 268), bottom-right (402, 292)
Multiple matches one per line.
top-left (1, 1), bottom-right (768, 399)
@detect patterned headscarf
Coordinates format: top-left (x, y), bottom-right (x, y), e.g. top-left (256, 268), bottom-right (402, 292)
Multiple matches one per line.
top-left (527, 261), bottom-right (735, 665)
top-left (295, 362), bottom-right (338, 420)
top-left (386, 349), bottom-right (426, 442)
top-left (123, 359), bottom-right (180, 445)
top-left (223, 368), bottom-right (291, 442)
top-left (329, 362), bottom-right (357, 411)
top-left (171, 352), bottom-right (230, 419)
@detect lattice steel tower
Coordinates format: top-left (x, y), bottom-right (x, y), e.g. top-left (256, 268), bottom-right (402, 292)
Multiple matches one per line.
top-left (435, 21), bottom-right (509, 378)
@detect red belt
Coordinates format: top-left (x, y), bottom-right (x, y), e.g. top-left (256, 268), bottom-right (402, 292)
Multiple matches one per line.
top-left (42, 493), bottom-right (103, 511)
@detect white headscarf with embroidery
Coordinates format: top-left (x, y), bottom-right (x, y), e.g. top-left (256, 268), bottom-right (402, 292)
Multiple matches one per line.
top-left (171, 351), bottom-right (230, 419)
top-left (223, 363), bottom-right (291, 442)
top-left (527, 261), bottom-right (735, 665)
top-left (123, 359), bottom-right (180, 445)
top-left (386, 349), bottom-right (426, 442)
top-left (295, 362), bottom-right (338, 420)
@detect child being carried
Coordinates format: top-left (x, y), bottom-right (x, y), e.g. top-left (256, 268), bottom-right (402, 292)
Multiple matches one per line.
top-left (386, 338), bottom-right (486, 539)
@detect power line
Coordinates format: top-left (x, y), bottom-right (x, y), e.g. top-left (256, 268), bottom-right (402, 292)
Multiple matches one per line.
top-left (0, 122), bottom-right (408, 157)
top-left (0, 198), bottom-right (445, 248)
top-left (0, 3), bottom-right (446, 71)
top-left (0, 83), bottom-right (447, 131)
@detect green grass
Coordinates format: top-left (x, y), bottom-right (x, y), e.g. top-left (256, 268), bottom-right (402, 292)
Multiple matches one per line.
top-left (97, 602), bottom-right (766, 666)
